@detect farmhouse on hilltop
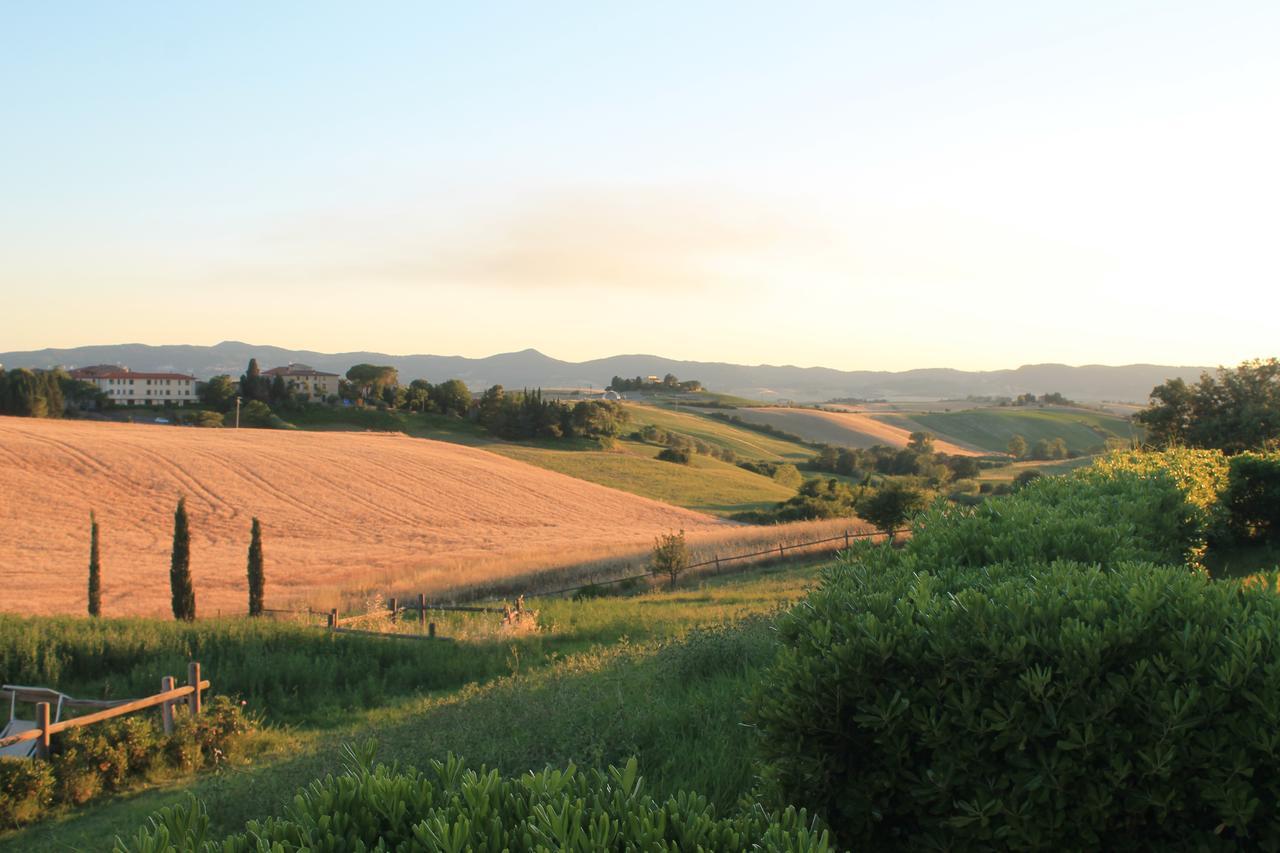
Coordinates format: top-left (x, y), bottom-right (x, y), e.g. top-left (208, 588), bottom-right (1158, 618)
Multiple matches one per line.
top-left (69, 365), bottom-right (198, 406)
top-left (261, 363), bottom-right (340, 401)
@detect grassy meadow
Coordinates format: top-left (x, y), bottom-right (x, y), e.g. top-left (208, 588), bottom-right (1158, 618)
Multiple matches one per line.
top-left (0, 560), bottom-right (823, 850)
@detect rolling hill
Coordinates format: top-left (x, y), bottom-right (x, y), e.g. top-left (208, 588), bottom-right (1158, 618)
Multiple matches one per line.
top-left (0, 417), bottom-right (725, 617)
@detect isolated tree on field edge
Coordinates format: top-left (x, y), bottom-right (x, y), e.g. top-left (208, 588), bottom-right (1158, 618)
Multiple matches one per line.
top-left (651, 529), bottom-right (689, 589)
top-left (247, 517), bottom-right (265, 616)
top-left (88, 511), bottom-right (101, 617)
top-left (170, 497), bottom-right (196, 621)
top-left (858, 480), bottom-right (929, 541)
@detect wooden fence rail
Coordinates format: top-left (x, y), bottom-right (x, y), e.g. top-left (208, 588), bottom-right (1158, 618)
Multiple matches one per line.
top-left (0, 662), bottom-right (208, 759)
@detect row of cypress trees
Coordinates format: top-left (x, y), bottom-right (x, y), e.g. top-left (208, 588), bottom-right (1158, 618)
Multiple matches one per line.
top-left (87, 501), bottom-right (266, 620)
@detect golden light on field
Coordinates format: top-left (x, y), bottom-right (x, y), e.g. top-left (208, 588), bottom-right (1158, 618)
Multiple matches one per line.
top-left (0, 417), bottom-right (724, 617)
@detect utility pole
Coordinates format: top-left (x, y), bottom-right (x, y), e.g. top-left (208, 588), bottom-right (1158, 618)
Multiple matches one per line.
top-left (234, 396), bottom-right (241, 429)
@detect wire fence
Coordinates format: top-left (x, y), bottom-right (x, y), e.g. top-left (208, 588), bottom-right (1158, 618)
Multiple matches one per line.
top-left (259, 525), bottom-right (906, 626)
top-left (525, 525), bottom-right (906, 599)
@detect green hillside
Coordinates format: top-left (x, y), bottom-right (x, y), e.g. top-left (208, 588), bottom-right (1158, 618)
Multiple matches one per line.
top-left (881, 407), bottom-right (1138, 455)
top-left (211, 401), bottom-right (809, 516)
top-left (490, 440), bottom-right (797, 516)
top-left (624, 403), bottom-right (813, 462)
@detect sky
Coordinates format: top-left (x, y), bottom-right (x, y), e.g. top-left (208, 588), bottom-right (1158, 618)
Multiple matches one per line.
top-left (1, 1), bottom-right (1277, 371)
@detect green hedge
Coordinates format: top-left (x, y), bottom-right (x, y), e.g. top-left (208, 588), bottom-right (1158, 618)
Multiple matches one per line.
top-left (753, 558), bottom-right (1280, 849)
top-left (116, 747), bottom-right (833, 852)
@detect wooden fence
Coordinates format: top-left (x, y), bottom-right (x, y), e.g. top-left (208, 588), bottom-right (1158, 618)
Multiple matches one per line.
top-left (0, 662), bottom-right (208, 759)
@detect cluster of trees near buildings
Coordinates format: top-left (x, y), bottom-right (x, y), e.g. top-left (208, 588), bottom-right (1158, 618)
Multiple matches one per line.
top-left (206, 359), bottom-right (629, 443)
top-left (609, 374), bottom-right (703, 392)
top-left (0, 367), bottom-right (105, 417)
top-left (475, 386), bottom-right (628, 441)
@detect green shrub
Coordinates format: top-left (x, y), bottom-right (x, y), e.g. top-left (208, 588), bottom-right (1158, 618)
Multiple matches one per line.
top-left (116, 747), bottom-right (833, 852)
top-left (771, 463), bottom-right (803, 488)
top-left (1090, 447), bottom-right (1229, 543)
top-left (53, 750), bottom-right (104, 805)
top-left (753, 558), bottom-right (1280, 849)
top-left (657, 446), bottom-right (692, 464)
top-left (0, 757), bottom-right (55, 827)
top-left (57, 726), bottom-right (129, 789)
top-left (1222, 451), bottom-right (1280, 543)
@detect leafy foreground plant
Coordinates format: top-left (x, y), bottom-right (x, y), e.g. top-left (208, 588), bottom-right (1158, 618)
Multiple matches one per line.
top-left (116, 742), bottom-right (833, 852)
top-left (754, 556), bottom-right (1280, 850)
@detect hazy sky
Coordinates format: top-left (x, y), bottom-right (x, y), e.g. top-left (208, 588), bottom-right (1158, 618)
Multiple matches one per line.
top-left (2, 2), bottom-right (1277, 370)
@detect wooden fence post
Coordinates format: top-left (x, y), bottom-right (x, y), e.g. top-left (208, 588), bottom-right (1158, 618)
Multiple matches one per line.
top-left (779, 543), bottom-right (785, 558)
top-left (845, 530), bottom-right (850, 549)
top-left (418, 593), bottom-right (426, 630)
top-left (36, 701), bottom-right (51, 760)
top-left (187, 662), bottom-right (202, 716)
top-left (714, 554), bottom-right (720, 571)
top-left (329, 608), bottom-right (338, 630)
top-left (160, 676), bottom-right (175, 734)
top-left (428, 622), bottom-right (436, 639)
top-left (388, 597), bottom-right (397, 621)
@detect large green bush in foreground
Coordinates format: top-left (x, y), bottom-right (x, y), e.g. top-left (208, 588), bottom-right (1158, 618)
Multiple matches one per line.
top-left (753, 452), bottom-right (1280, 848)
top-left (117, 746), bottom-right (833, 852)
top-left (754, 557), bottom-right (1280, 850)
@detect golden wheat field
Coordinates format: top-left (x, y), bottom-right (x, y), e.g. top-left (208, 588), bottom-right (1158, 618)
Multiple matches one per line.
top-left (0, 417), bottom-right (726, 617)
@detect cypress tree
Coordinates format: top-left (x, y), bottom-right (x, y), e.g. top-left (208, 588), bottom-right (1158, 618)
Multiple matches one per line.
top-left (88, 511), bottom-right (101, 617)
top-left (170, 497), bottom-right (196, 621)
top-left (247, 517), bottom-right (264, 616)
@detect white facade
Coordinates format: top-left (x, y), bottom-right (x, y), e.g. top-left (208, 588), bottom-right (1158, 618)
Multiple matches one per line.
top-left (70, 366), bottom-right (198, 406)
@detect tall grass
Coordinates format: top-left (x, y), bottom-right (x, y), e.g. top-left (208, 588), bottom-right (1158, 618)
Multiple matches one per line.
top-left (0, 616), bottom-right (523, 725)
top-left (0, 560), bottom-right (822, 728)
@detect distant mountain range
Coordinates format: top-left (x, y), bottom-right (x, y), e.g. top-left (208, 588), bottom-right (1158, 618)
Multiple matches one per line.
top-left (0, 341), bottom-right (1211, 403)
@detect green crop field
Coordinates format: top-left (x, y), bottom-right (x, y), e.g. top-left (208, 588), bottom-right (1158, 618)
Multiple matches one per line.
top-left (0, 561), bottom-right (824, 851)
top-left (880, 406), bottom-right (1139, 455)
top-left (625, 403), bottom-right (814, 462)
top-left (489, 440), bottom-right (797, 516)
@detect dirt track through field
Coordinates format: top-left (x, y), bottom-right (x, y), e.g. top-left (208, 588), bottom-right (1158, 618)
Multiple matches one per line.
top-left (735, 408), bottom-right (984, 455)
top-left (0, 417), bottom-right (724, 617)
